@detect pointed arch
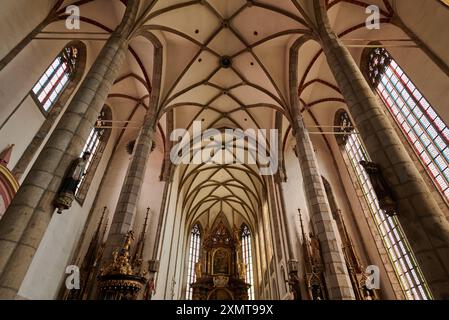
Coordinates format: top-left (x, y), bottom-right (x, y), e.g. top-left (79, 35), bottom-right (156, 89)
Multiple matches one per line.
top-left (240, 223), bottom-right (254, 300)
top-left (30, 42), bottom-right (85, 113)
top-left (12, 41), bottom-right (87, 180)
top-left (361, 46), bottom-right (449, 203)
top-left (186, 222), bottom-right (202, 300)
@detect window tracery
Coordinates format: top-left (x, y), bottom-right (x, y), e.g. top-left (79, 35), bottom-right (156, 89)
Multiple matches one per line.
top-left (31, 45), bottom-right (79, 112)
top-left (367, 48), bottom-right (449, 202)
top-left (186, 224), bottom-right (201, 300)
top-left (241, 224), bottom-right (254, 300)
top-left (337, 111), bottom-right (432, 300)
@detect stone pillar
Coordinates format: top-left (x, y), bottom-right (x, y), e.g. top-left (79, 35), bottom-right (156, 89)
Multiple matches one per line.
top-left (0, 0), bottom-right (138, 299)
top-left (290, 104), bottom-right (355, 300)
top-left (289, 30), bottom-right (354, 299)
top-left (103, 105), bottom-right (158, 260)
top-left (314, 0), bottom-right (449, 298)
top-left (102, 34), bottom-right (164, 262)
top-left (161, 110), bottom-right (174, 182)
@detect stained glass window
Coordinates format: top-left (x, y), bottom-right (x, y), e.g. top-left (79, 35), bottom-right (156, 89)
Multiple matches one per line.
top-left (186, 224), bottom-right (201, 300)
top-left (241, 224), bottom-right (254, 300)
top-left (31, 46), bottom-right (78, 112)
top-left (367, 47), bottom-right (449, 202)
top-left (338, 111), bottom-right (432, 300)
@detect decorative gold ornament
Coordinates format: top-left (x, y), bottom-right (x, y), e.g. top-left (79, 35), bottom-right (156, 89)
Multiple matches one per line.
top-left (100, 233), bottom-right (134, 276)
top-left (195, 261), bottom-right (202, 279)
top-left (97, 230), bottom-right (147, 300)
top-left (54, 192), bottom-right (75, 214)
top-left (213, 276), bottom-right (229, 288)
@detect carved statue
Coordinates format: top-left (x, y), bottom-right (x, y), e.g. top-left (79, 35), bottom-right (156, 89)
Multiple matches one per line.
top-left (195, 261), bottom-right (202, 279)
top-left (144, 277), bottom-right (156, 300)
top-left (309, 233), bottom-right (322, 268)
top-left (287, 272), bottom-right (302, 300)
top-left (360, 161), bottom-right (396, 216)
top-left (238, 262), bottom-right (247, 280)
top-left (54, 151), bottom-right (91, 214)
top-left (213, 250), bottom-right (229, 275)
top-left (233, 226), bottom-right (241, 246)
top-left (310, 274), bottom-right (324, 300)
top-left (60, 151), bottom-right (91, 194)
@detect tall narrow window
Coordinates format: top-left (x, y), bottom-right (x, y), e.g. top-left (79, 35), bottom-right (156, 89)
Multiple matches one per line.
top-left (338, 111), bottom-right (432, 300)
top-left (75, 107), bottom-right (111, 201)
top-left (241, 224), bottom-right (254, 300)
top-left (186, 224), bottom-right (201, 300)
top-left (31, 45), bottom-right (79, 112)
top-left (367, 48), bottom-right (449, 201)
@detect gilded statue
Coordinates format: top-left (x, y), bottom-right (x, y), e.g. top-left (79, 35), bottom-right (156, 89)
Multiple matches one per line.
top-left (238, 262), bottom-right (247, 281)
top-left (195, 261), bottom-right (202, 279)
top-left (233, 226), bottom-right (241, 246)
top-left (101, 231), bottom-right (135, 276)
top-left (213, 249), bottom-right (229, 274)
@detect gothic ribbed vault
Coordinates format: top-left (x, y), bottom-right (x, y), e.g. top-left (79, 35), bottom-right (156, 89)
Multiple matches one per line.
top-left (47, 0), bottom-right (417, 227)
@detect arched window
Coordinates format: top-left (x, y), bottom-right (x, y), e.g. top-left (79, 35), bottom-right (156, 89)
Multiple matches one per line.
top-left (31, 45), bottom-right (80, 113)
top-left (367, 47), bottom-right (449, 202)
top-left (75, 106), bottom-right (112, 202)
top-left (186, 223), bottom-right (201, 300)
top-left (241, 224), bottom-right (254, 300)
top-left (337, 111), bottom-right (432, 300)
top-left (10, 42), bottom-right (86, 181)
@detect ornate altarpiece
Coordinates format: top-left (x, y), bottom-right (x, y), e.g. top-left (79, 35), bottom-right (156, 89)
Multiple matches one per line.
top-left (191, 217), bottom-right (250, 300)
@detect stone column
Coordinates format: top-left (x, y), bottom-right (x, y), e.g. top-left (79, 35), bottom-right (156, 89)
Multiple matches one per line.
top-left (0, 0), bottom-right (138, 299)
top-left (101, 32), bottom-right (164, 261)
top-left (103, 105), bottom-right (158, 260)
top-left (290, 104), bottom-right (355, 300)
top-left (314, 0), bottom-right (449, 298)
top-left (161, 110), bottom-right (174, 182)
top-left (289, 30), bottom-right (355, 299)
